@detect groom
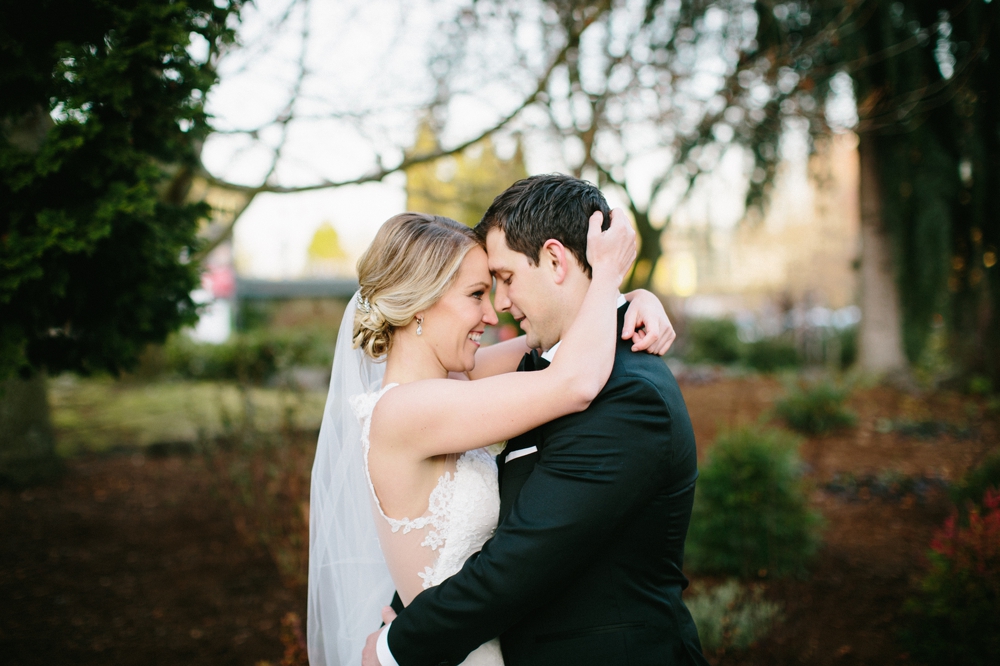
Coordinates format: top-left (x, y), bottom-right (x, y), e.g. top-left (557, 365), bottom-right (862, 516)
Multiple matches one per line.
top-left (364, 174), bottom-right (708, 665)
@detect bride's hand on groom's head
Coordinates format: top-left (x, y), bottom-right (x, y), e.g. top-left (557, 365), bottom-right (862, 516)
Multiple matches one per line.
top-left (623, 290), bottom-right (676, 355)
top-left (587, 207), bottom-right (636, 284)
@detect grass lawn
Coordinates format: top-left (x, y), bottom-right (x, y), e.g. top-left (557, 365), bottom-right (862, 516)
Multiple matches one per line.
top-left (48, 375), bottom-right (328, 456)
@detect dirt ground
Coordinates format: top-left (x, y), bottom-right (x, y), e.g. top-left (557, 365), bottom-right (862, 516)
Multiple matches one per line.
top-left (681, 377), bottom-right (997, 665)
top-left (0, 454), bottom-right (299, 666)
top-left (1, 376), bottom-right (996, 665)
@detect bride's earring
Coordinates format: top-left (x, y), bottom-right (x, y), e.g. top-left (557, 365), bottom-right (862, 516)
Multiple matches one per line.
top-left (416, 317), bottom-right (423, 336)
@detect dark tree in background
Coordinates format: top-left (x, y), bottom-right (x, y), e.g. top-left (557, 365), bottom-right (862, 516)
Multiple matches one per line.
top-left (722, 0), bottom-right (1000, 380)
top-left (0, 0), bottom-right (244, 484)
top-left (455, 0), bottom-right (997, 379)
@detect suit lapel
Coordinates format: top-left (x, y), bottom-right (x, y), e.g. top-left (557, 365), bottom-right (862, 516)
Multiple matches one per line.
top-left (498, 303), bottom-right (628, 518)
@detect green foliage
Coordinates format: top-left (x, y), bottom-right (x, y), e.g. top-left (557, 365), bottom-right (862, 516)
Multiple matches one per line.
top-left (0, 0), bottom-right (245, 379)
top-left (775, 380), bottom-right (856, 435)
top-left (165, 332), bottom-right (333, 384)
top-left (686, 580), bottom-right (783, 652)
top-left (837, 326), bottom-right (857, 370)
top-left (968, 375), bottom-right (994, 396)
top-left (49, 374), bottom-right (327, 456)
top-left (684, 319), bottom-right (806, 372)
top-left (684, 319), bottom-right (743, 365)
top-left (686, 427), bottom-right (822, 578)
top-left (735, 0), bottom-right (1000, 379)
top-left (901, 490), bottom-right (1000, 665)
top-left (951, 450), bottom-right (1000, 516)
top-left (743, 337), bottom-right (799, 372)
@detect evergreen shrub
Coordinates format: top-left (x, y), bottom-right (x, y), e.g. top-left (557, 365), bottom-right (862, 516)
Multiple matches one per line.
top-left (684, 319), bottom-right (742, 365)
top-left (686, 427), bottom-right (821, 578)
top-left (837, 326), bottom-right (858, 369)
top-left (743, 337), bottom-right (800, 372)
top-left (901, 490), bottom-right (1000, 665)
top-left (165, 332), bottom-right (332, 384)
top-left (775, 380), bottom-right (856, 435)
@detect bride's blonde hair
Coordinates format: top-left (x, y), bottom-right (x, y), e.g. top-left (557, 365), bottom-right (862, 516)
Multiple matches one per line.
top-left (354, 212), bottom-right (480, 358)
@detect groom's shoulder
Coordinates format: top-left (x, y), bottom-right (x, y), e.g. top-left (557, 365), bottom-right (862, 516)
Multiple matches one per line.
top-left (606, 343), bottom-right (685, 406)
top-left (611, 340), bottom-right (676, 383)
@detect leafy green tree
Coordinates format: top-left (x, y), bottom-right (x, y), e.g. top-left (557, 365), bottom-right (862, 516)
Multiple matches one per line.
top-left (0, 0), bottom-right (244, 483)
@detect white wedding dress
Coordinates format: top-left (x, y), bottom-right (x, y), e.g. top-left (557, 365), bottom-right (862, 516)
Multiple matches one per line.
top-left (351, 383), bottom-right (505, 666)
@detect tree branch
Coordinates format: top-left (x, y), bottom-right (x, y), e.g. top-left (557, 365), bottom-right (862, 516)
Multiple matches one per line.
top-left (193, 39), bottom-right (574, 262)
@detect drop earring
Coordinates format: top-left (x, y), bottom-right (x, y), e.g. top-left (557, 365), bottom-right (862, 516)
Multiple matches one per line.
top-left (416, 317), bottom-right (423, 336)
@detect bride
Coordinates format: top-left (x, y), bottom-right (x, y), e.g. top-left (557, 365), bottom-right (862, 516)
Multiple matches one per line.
top-left (308, 209), bottom-right (667, 666)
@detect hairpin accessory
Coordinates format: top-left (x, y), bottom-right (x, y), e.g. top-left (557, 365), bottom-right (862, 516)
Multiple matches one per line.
top-left (357, 294), bottom-right (372, 315)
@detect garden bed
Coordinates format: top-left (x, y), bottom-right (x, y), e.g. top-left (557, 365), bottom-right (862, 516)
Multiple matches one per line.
top-left (1, 375), bottom-right (996, 664)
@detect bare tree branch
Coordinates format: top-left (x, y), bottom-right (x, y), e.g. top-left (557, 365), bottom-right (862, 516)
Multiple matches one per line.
top-left (194, 38), bottom-right (574, 261)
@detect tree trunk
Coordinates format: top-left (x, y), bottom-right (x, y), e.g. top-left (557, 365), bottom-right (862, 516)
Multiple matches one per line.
top-left (625, 209), bottom-right (663, 291)
top-left (857, 133), bottom-right (909, 376)
top-left (0, 374), bottom-right (60, 487)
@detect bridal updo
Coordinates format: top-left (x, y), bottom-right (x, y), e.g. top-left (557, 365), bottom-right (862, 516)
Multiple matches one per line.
top-left (353, 212), bottom-right (480, 358)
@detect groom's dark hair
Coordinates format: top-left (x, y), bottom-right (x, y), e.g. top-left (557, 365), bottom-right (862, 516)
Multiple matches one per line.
top-left (475, 174), bottom-right (611, 278)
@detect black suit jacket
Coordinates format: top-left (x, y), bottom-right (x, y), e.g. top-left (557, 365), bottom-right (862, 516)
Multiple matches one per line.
top-left (387, 305), bottom-right (708, 666)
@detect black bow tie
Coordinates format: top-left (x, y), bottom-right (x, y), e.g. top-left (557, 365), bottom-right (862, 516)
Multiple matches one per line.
top-left (519, 349), bottom-right (551, 372)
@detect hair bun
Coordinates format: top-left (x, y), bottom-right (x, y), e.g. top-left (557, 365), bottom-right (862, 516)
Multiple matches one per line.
top-left (353, 296), bottom-right (392, 358)
top-left (351, 213), bottom-right (480, 359)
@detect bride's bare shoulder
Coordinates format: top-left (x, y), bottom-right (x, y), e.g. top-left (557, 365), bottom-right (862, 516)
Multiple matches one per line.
top-left (369, 378), bottom-right (466, 451)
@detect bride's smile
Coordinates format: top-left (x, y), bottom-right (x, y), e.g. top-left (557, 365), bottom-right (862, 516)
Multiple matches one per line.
top-left (412, 246), bottom-right (498, 375)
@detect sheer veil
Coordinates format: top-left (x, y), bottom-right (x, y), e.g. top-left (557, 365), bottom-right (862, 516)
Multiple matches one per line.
top-left (308, 291), bottom-right (392, 666)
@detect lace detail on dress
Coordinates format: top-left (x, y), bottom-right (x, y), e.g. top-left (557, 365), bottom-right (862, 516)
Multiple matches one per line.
top-left (351, 384), bottom-right (504, 664)
top-left (416, 447), bottom-right (499, 588)
top-left (350, 387), bottom-right (499, 584)
top-left (351, 383), bottom-right (453, 538)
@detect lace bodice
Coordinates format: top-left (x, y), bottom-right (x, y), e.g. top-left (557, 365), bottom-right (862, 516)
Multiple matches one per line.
top-left (350, 384), bottom-right (501, 593)
top-left (351, 384), bottom-right (503, 665)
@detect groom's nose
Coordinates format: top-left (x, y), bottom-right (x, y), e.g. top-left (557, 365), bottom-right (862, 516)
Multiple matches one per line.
top-left (482, 301), bottom-right (499, 326)
top-left (493, 284), bottom-right (512, 313)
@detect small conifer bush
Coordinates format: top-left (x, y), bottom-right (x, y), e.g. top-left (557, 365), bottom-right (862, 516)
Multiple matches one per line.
top-left (686, 427), bottom-right (821, 578)
top-left (775, 380), bottom-right (856, 435)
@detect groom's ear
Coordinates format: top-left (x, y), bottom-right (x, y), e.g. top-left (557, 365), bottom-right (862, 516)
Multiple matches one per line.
top-left (540, 239), bottom-right (571, 285)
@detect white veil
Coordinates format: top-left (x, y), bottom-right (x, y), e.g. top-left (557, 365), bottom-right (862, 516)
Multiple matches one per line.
top-left (308, 291), bottom-right (392, 666)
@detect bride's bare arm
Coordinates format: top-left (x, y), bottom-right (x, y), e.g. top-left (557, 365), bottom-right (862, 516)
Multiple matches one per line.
top-left (463, 289), bottom-right (675, 381)
top-left (374, 210), bottom-right (636, 459)
top-left (457, 336), bottom-right (532, 381)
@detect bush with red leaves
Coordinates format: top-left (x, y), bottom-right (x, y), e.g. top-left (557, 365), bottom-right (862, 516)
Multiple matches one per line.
top-left (901, 489), bottom-right (1000, 665)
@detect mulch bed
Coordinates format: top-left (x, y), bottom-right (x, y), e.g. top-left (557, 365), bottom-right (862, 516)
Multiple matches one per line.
top-left (681, 377), bottom-right (997, 665)
top-left (0, 453), bottom-right (299, 666)
top-left (0, 376), bottom-right (996, 665)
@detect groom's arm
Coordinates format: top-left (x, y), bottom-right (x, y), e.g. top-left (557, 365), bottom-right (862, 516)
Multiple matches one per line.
top-left (379, 375), bottom-right (674, 666)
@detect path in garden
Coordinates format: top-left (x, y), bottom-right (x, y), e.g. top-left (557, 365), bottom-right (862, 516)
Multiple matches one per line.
top-left (0, 454), bottom-right (297, 666)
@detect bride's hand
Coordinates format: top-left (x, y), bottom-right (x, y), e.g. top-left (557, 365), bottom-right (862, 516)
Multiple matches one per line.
top-left (586, 208), bottom-right (637, 286)
top-left (623, 290), bottom-right (677, 355)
